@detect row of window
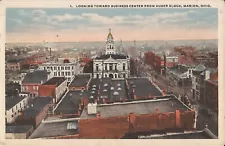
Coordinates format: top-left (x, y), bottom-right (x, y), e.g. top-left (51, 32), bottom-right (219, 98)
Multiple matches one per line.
top-left (11, 100), bottom-right (26, 113)
top-left (53, 71), bottom-right (74, 76)
top-left (43, 66), bottom-right (74, 71)
top-left (96, 63), bottom-right (126, 71)
top-left (22, 86), bottom-right (38, 91)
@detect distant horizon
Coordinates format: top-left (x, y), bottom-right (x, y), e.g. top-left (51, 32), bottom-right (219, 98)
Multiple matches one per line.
top-left (6, 38), bottom-right (218, 44)
top-left (6, 8), bottom-right (218, 43)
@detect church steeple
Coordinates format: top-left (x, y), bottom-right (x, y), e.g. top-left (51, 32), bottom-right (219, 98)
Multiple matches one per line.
top-left (105, 29), bottom-right (115, 55)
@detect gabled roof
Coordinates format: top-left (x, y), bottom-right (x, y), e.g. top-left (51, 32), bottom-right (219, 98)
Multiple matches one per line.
top-left (95, 54), bottom-right (128, 60)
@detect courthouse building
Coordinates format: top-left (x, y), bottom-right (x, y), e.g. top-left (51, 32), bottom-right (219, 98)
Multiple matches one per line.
top-left (93, 29), bottom-right (130, 79)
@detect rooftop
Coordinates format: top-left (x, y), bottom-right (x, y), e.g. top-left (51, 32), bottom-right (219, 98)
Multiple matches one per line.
top-left (88, 78), bottom-right (128, 104)
top-left (29, 120), bottom-right (79, 139)
top-left (6, 94), bottom-right (28, 110)
top-left (81, 96), bottom-right (190, 119)
top-left (43, 77), bottom-right (66, 87)
top-left (22, 70), bottom-right (49, 84)
top-left (6, 124), bottom-right (33, 133)
top-left (95, 54), bottom-right (128, 60)
top-left (54, 91), bottom-right (89, 115)
top-left (169, 65), bottom-right (188, 75)
top-left (19, 97), bottom-right (52, 119)
top-left (138, 129), bottom-right (217, 139)
top-left (126, 78), bottom-right (162, 98)
top-left (69, 74), bottom-right (91, 87)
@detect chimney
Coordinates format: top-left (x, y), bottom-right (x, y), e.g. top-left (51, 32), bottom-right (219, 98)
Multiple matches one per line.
top-left (87, 103), bottom-right (97, 115)
top-left (128, 113), bottom-right (136, 132)
top-left (103, 98), bottom-right (106, 104)
top-left (97, 112), bottom-right (101, 118)
top-left (78, 110), bottom-right (81, 116)
top-left (164, 52), bottom-right (166, 76)
top-left (205, 70), bottom-right (210, 80)
top-left (175, 110), bottom-right (181, 128)
top-left (155, 108), bottom-right (158, 114)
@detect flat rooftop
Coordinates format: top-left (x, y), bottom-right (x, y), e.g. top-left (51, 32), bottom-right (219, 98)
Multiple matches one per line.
top-left (29, 120), bottom-right (79, 139)
top-left (6, 124), bottom-right (33, 133)
top-left (81, 96), bottom-right (190, 119)
top-left (54, 91), bottom-right (89, 115)
top-left (19, 97), bottom-right (52, 119)
top-left (88, 78), bottom-right (128, 104)
top-left (69, 74), bottom-right (91, 87)
top-left (139, 129), bottom-right (217, 139)
top-left (43, 77), bottom-right (66, 87)
top-left (6, 94), bottom-right (27, 110)
top-left (126, 78), bottom-right (162, 98)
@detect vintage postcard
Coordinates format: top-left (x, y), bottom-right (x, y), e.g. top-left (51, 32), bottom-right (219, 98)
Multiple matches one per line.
top-left (0, 0), bottom-right (224, 146)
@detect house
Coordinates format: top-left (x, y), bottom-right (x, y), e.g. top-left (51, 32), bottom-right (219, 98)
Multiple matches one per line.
top-left (93, 29), bottom-right (130, 79)
top-left (5, 94), bottom-right (29, 123)
top-left (21, 70), bottom-right (53, 97)
top-left (38, 77), bottom-right (67, 104)
top-left (79, 95), bottom-right (195, 139)
top-left (5, 124), bottom-right (34, 139)
top-left (6, 58), bottom-right (24, 71)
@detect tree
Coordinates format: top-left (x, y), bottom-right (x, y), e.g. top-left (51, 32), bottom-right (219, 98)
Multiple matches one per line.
top-left (83, 60), bottom-right (93, 73)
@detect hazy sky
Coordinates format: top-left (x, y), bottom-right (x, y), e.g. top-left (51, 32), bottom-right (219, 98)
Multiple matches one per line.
top-left (6, 8), bottom-right (218, 43)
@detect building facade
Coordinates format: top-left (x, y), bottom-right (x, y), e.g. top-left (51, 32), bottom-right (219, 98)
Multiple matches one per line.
top-left (5, 94), bottom-right (29, 123)
top-left (39, 60), bottom-right (81, 82)
top-left (93, 29), bottom-right (130, 79)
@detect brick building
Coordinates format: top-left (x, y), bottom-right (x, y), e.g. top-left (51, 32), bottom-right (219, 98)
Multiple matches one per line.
top-left (6, 59), bottom-right (24, 71)
top-left (204, 71), bottom-right (218, 112)
top-left (78, 96), bottom-right (195, 139)
top-left (21, 70), bottom-right (53, 97)
top-left (39, 77), bottom-right (67, 104)
top-left (15, 97), bottom-right (53, 128)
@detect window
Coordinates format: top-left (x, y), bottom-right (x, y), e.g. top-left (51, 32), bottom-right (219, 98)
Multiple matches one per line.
top-left (123, 73), bottom-right (126, 78)
top-left (23, 100), bottom-right (25, 105)
top-left (61, 67), bottom-right (64, 70)
top-left (58, 67), bottom-right (60, 70)
top-left (72, 66), bottom-right (74, 70)
top-left (11, 115), bottom-right (14, 118)
top-left (97, 74), bottom-right (99, 78)
top-left (68, 67), bottom-right (70, 70)
top-left (54, 67), bottom-right (57, 70)
top-left (68, 72), bottom-right (71, 76)
top-left (109, 64), bottom-right (113, 71)
top-left (44, 67), bottom-right (46, 70)
top-left (115, 74), bottom-right (117, 78)
top-left (65, 72), bottom-right (68, 76)
top-left (62, 72), bottom-right (64, 76)
top-left (16, 105), bottom-right (17, 110)
top-left (96, 64), bottom-right (99, 71)
top-left (12, 108), bottom-right (14, 113)
top-left (105, 64), bottom-right (107, 71)
top-left (54, 72), bottom-right (57, 76)
top-left (58, 72), bottom-right (60, 76)
top-left (72, 72), bottom-right (74, 75)
top-left (123, 63), bottom-right (126, 70)
top-left (20, 103), bottom-right (22, 108)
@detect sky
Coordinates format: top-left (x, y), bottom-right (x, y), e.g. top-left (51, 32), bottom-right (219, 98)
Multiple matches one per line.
top-left (6, 8), bottom-right (218, 43)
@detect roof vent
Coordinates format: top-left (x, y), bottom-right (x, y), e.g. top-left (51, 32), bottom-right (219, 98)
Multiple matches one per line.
top-left (133, 85), bottom-right (136, 88)
top-left (69, 93), bottom-right (72, 96)
top-left (80, 93), bottom-right (83, 96)
top-left (92, 88), bottom-right (96, 91)
top-left (110, 87), bottom-right (114, 90)
top-left (104, 83), bottom-right (108, 87)
top-left (91, 91), bottom-right (95, 94)
top-left (103, 89), bottom-right (107, 92)
top-left (31, 104), bottom-right (34, 107)
top-left (117, 84), bottom-right (121, 86)
top-left (90, 96), bottom-right (94, 99)
top-left (113, 91), bottom-right (119, 96)
top-left (118, 87), bottom-right (122, 90)
top-left (92, 85), bottom-right (96, 87)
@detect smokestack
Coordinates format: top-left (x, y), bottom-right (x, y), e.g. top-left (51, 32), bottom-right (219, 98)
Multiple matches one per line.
top-left (164, 52), bottom-right (166, 76)
top-left (50, 48), bottom-right (51, 61)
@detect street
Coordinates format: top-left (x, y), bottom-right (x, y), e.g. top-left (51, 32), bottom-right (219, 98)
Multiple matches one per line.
top-left (136, 59), bottom-right (218, 136)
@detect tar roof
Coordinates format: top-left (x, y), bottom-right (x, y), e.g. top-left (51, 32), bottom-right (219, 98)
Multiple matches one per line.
top-left (6, 94), bottom-right (27, 110)
top-left (43, 77), bottom-right (66, 86)
top-left (140, 129), bottom-right (217, 139)
top-left (69, 74), bottom-right (91, 87)
top-left (29, 120), bottom-right (79, 139)
top-left (95, 54), bottom-right (128, 60)
top-left (127, 78), bottom-right (162, 98)
top-left (22, 70), bottom-right (48, 84)
top-left (54, 91), bottom-right (89, 115)
top-left (21, 97), bottom-right (52, 119)
top-left (6, 125), bottom-right (33, 133)
top-left (88, 78), bottom-right (128, 104)
top-left (81, 96), bottom-right (190, 119)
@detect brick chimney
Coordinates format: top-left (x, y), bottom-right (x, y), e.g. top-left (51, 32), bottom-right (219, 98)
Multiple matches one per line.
top-left (175, 110), bottom-right (181, 128)
top-left (155, 107), bottom-right (159, 114)
top-left (128, 113), bottom-right (136, 132)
